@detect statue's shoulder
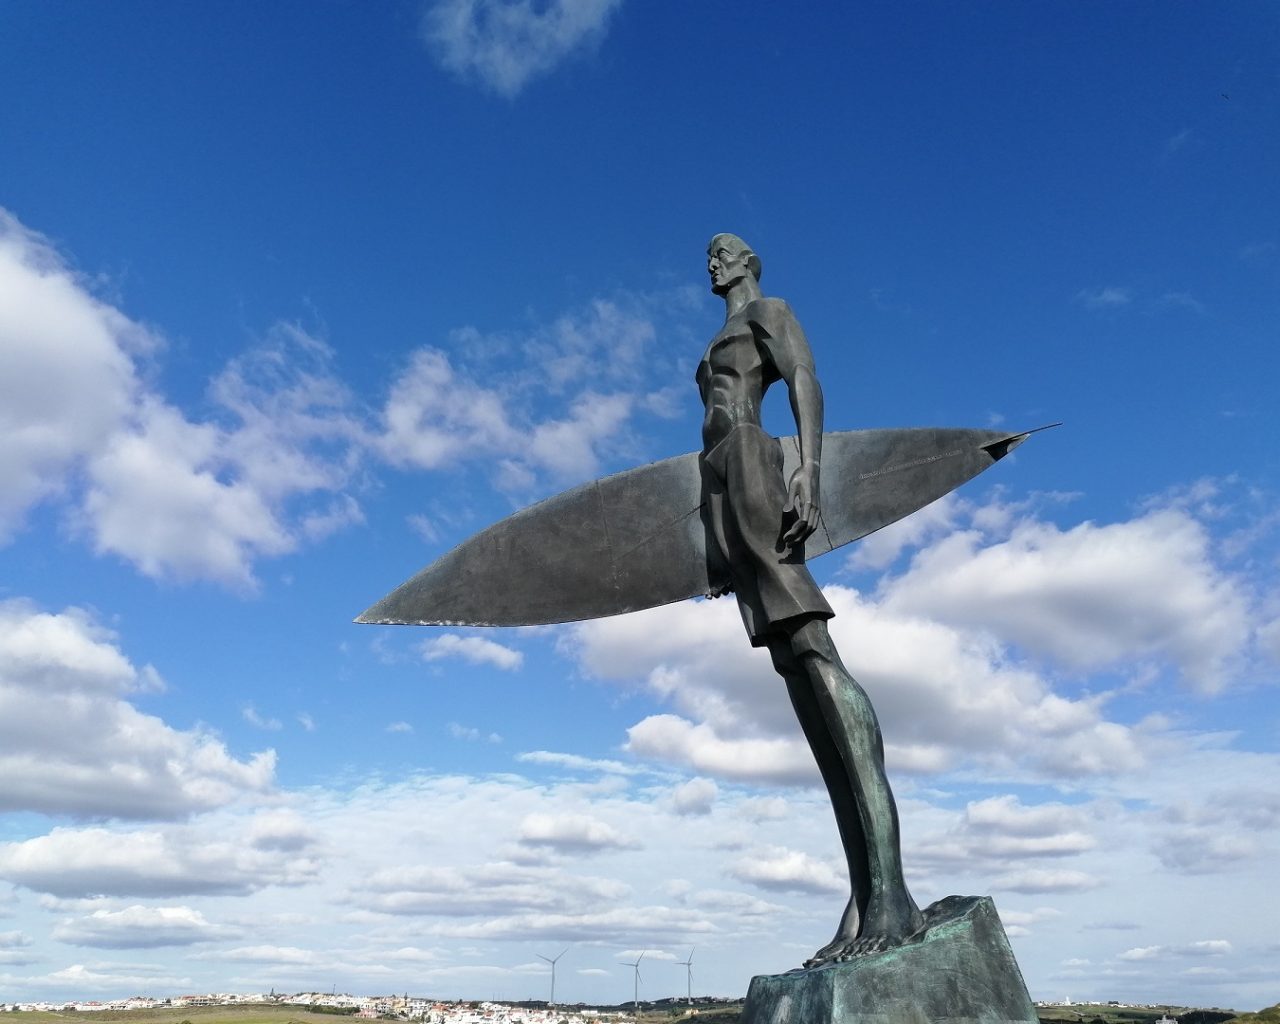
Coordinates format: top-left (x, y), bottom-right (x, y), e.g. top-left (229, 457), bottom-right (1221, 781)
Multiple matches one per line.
top-left (744, 296), bottom-right (797, 330)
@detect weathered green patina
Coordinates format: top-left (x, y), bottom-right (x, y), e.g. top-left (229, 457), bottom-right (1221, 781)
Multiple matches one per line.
top-left (741, 897), bottom-right (1038, 1024)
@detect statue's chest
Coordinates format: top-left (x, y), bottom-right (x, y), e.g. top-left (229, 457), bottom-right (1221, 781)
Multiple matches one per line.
top-left (698, 323), bottom-right (766, 385)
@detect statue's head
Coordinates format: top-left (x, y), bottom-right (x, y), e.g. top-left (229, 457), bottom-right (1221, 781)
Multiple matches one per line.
top-left (707, 233), bottom-right (761, 294)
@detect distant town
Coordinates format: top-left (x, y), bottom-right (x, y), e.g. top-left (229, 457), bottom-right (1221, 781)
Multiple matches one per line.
top-left (0, 990), bottom-right (1235, 1023)
top-left (0, 992), bottom-right (738, 1023)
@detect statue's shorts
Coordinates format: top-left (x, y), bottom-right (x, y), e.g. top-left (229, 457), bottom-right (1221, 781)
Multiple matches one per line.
top-left (700, 423), bottom-right (834, 647)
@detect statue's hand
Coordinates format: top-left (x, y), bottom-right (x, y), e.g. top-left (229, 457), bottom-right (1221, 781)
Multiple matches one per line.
top-left (783, 462), bottom-right (820, 547)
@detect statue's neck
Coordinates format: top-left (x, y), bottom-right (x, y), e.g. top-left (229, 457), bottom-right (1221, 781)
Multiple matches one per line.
top-left (722, 278), bottom-right (762, 319)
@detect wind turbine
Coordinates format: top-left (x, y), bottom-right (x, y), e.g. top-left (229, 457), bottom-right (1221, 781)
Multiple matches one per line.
top-left (618, 950), bottom-right (645, 1012)
top-left (675, 949), bottom-right (694, 1006)
top-left (537, 948), bottom-right (568, 1007)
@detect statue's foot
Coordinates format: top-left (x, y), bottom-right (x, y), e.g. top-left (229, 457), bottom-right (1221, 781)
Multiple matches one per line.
top-left (836, 895), bottom-right (924, 960)
top-left (803, 895), bottom-right (924, 967)
top-left (802, 896), bottom-right (859, 969)
top-left (802, 935), bottom-right (854, 969)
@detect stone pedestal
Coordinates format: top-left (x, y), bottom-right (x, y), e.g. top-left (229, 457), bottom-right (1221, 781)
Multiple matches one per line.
top-left (741, 896), bottom-right (1037, 1024)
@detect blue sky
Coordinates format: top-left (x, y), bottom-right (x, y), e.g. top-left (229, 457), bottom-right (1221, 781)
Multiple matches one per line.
top-left (2, 0), bottom-right (1279, 1010)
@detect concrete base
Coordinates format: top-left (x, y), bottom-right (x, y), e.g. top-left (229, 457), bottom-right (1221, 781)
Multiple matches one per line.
top-left (740, 896), bottom-right (1038, 1024)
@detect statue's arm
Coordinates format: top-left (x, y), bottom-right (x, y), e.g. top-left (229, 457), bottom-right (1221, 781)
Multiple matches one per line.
top-left (754, 301), bottom-right (823, 547)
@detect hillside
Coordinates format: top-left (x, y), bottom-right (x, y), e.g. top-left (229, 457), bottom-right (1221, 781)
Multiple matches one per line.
top-left (1227, 1006), bottom-right (1280, 1024)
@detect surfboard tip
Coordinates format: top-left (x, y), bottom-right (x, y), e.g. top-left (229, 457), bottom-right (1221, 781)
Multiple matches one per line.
top-left (982, 422), bottom-right (1062, 461)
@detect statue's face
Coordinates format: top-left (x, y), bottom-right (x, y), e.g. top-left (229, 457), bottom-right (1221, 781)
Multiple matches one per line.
top-left (708, 243), bottom-right (750, 294)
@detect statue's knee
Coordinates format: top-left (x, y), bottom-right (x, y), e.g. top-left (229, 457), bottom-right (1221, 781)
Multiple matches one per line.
top-left (768, 641), bottom-right (800, 677)
top-left (789, 618), bottom-right (832, 661)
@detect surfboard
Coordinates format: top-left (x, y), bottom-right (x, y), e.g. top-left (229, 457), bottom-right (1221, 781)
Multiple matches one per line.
top-left (356, 426), bottom-right (1050, 628)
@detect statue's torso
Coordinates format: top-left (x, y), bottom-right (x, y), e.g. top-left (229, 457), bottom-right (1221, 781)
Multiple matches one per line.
top-left (697, 312), bottom-right (780, 452)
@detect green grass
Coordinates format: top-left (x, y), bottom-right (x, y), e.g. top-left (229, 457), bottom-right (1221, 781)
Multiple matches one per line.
top-left (1036, 1008), bottom-right (1230, 1024)
top-left (1227, 1006), bottom-right (1280, 1024)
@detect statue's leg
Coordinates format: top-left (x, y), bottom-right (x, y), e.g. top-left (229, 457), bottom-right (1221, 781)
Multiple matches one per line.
top-left (767, 638), bottom-right (870, 966)
top-left (786, 618), bottom-right (922, 962)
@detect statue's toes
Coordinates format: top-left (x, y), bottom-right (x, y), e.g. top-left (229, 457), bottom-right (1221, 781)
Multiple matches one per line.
top-left (837, 935), bottom-right (888, 960)
top-left (803, 946), bottom-right (838, 969)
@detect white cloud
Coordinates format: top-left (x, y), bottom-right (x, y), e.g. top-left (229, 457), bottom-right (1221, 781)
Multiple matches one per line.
top-left (669, 777), bottom-right (718, 816)
top-left (0, 821), bottom-right (319, 898)
top-left (246, 811), bottom-right (318, 854)
top-left (0, 930), bottom-right (31, 949)
top-left (1257, 616), bottom-right (1280, 662)
top-left (626, 714), bottom-right (816, 785)
top-left (0, 599), bottom-right (150, 695)
top-left (1155, 828), bottom-right (1260, 874)
top-left (3, 209), bottom-right (695, 589)
top-left (571, 584), bottom-right (1146, 786)
top-left (1158, 291), bottom-right (1207, 315)
top-left (82, 326), bottom-right (364, 590)
top-left (0, 599), bottom-right (275, 819)
top-left (844, 493), bottom-right (960, 571)
top-left (740, 796), bottom-right (790, 821)
top-left (1163, 783), bottom-right (1280, 832)
top-left (300, 494), bottom-right (365, 542)
top-left (525, 298), bottom-right (659, 392)
top-left (516, 750), bottom-right (639, 775)
top-left (912, 795), bottom-right (1098, 875)
top-left (1182, 939), bottom-right (1232, 956)
top-left (0, 210), bottom-right (150, 542)
top-left (0, 209), bottom-right (365, 588)
top-left (1163, 128), bottom-right (1194, 157)
top-left (242, 705), bottom-right (283, 731)
top-left (517, 813), bottom-right (637, 852)
top-left (964, 794), bottom-right (1089, 837)
top-left (999, 907), bottom-right (1062, 932)
top-left (1076, 286), bottom-right (1133, 309)
top-left (448, 722), bottom-right (502, 743)
top-left (0, 740), bottom-right (1272, 1004)
top-left (356, 861), bottom-right (629, 918)
top-left (437, 904), bottom-right (715, 945)
top-left (422, 0), bottom-right (623, 98)
top-left (37, 962), bottom-right (194, 992)
top-left (0, 929), bottom-right (35, 963)
top-left (679, 888), bottom-right (781, 918)
top-left (407, 513), bottom-right (441, 543)
top-left (525, 391), bottom-right (633, 480)
top-left (730, 846), bottom-right (845, 896)
top-left (376, 296), bottom-right (679, 496)
top-left (207, 943), bottom-right (322, 965)
top-left (52, 905), bottom-right (234, 949)
top-left (566, 596), bottom-right (810, 766)
top-left (82, 397), bottom-right (292, 586)
top-left (879, 507), bottom-right (1252, 693)
top-left (379, 348), bottom-right (521, 471)
top-left (422, 633), bottom-right (524, 670)
top-left (991, 868), bottom-right (1101, 894)
top-left (1119, 944), bottom-right (1164, 961)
